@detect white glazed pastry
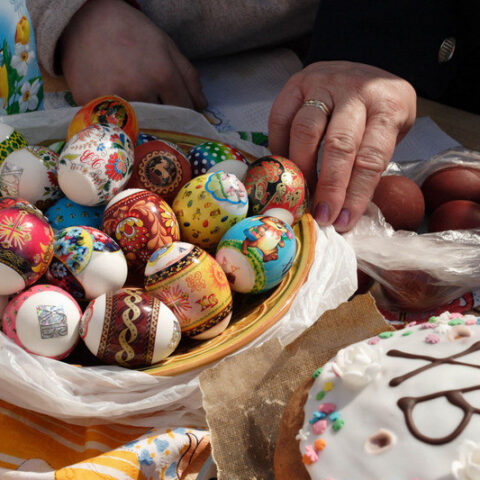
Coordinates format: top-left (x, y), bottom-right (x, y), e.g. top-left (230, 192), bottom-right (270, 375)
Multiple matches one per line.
top-left (299, 311), bottom-right (480, 480)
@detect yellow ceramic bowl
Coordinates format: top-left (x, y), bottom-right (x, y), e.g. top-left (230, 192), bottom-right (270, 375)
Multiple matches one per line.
top-left (49, 130), bottom-right (317, 376)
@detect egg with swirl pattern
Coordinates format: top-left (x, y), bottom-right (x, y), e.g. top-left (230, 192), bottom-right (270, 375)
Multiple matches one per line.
top-left (80, 288), bottom-right (181, 367)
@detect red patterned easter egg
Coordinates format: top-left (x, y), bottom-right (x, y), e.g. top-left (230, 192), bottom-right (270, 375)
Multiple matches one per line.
top-left (67, 95), bottom-right (139, 144)
top-left (244, 155), bottom-right (308, 225)
top-left (102, 188), bottom-right (180, 270)
top-left (127, 139), bottom-right (192, 203)
top-left (80, 288), bottom-right (181, 367)
top-left (0, 198), bottom-right (54, 295)
top-left (144, 242), bottom-right (232, 339)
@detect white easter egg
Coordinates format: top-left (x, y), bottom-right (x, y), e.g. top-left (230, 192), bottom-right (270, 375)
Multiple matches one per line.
top-left (0, 146), bottom-right (62, 209)
top-left (57, 124), bottom-right (134, 206)
top-left (1, 285), bottom-right (82, 359)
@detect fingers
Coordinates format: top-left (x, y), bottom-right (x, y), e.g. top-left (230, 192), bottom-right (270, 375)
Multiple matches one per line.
top-left (268, 79), bottom-right (304, 157)
top-left (333, 113), bottom-right (398, 231)
top-left (313, 99), bottom-right (367, 227)
top-left (288, 94), bottom-right (332, 193)
top-left (168, 40), bottom-right (208, 110)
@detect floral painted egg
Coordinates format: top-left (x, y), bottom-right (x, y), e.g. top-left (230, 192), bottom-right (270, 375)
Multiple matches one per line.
top-left (244, 155), bottom-right (308, 225)
top-left (172, 171), bottom-right (248, 250)
top-left (0, 198), bottom-right (54, 295)
top-left (80, 287), bottom-right (181, 367)
top-left (144, 242), bottom-right (232, 340)
top-left (127, 139), bottom-right (192, 203)
top-left (0, 146), bottom-right (62, 209)
top-left (136, 132), bottom-right (159, 146)
top-left (45, 226), bottom-right (128, 301)
top-left (0, 123), bottom-right (27, 166)
top-left (208, 159), bottom-right (249, 183)
top-left (216, 215), bottom-right (296, 294)
top-left (187, 141), bottom-right (247, 177)
top-left (67, 95), bottom-right (139, 145)
top-left (1, 285), bottom-right (82, 359)
top-left (45, 196), bottom-right (104, 231)
top-left (58, 124), bottom-right (134, 206)
top-left (103, 188), bottom-right (180, 270)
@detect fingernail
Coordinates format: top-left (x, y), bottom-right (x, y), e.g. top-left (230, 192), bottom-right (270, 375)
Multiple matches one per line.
top-left (333, 208), bottom-right (350, 228)
top-left (314, 202), bottom-right (330, 224)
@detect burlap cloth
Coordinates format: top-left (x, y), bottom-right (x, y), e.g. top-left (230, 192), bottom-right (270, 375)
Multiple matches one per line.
top-left (199, 293), bottom-right (394, 480)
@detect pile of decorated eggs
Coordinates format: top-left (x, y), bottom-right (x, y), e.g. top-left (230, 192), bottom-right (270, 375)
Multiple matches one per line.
top-left (0, 95), bottom-right (304, 369)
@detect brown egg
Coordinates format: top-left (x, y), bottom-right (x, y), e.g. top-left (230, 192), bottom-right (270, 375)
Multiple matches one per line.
top-left (372, 175), bottom-right (425, 231)
top-left (428, 200), bottom-right (480, 232)
top-left (379, 268), bottom-right (450, 312)
top-left (421, 166), bottom-right (480, 213)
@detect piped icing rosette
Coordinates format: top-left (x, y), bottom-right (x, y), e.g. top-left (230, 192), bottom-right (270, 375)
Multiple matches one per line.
top-left (299, 312), bottom-right (480, 480)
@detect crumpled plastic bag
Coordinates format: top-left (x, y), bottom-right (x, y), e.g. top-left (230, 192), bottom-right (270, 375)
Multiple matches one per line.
top-left (344, 147), bottom-right (480, 312)
top-left (0, 104), bottom-right (357, 428)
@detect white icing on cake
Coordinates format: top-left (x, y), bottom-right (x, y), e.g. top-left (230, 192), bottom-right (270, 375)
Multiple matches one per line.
top-left (299, 312), bottom-right (480, 480)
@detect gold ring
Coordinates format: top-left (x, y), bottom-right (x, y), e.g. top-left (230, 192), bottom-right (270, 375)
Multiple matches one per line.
top-left (303, 99), bottom-right (332, 117)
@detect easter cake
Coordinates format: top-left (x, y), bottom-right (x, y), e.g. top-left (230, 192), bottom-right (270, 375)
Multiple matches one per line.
top-left (275, 312), bottom-right (480, 480)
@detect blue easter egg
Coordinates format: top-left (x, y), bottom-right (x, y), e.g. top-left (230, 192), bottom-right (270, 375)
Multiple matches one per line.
top-left (45, 196), bottom-right (104, 231)
top-left (216, 215), bottom-right (296, 293)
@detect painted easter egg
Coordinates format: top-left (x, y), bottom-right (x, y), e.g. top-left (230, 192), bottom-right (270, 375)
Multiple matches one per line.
top-left (0, 146), bottom-right (62, 209)
top-left (0, 123), bottom-right (27, 167)
top-left (0, 198), bottom-right (54, 295)
top-left (58, 124), bottom-right (134, 206)
top-left (187, 141), bottom-right (246, 177)
top-left (216, 215), bottom-right (297, 294)
top-left (136, 132), bottom-right (159, 146)
top-left (67, 95), bottom-right (139, 145)
top-left (45, 196), bottom-right (104, 231)
top-left (102, 188), bottom-right (180, 270)
top-left (1, 285), bottom-right (82, 359)
top-left (127, 139), bottom-right (192, 203)
top-left (208, 159), bottom-right (249, 183)
top-left (172, 171), bottom-right (248, 250)
top-left (244, 156), bottom-right (308, 225)
top-left (80, 288), bottom-right (181, 367)
top-left (144, 242), bottom-right (232, 340)
top-left (45, 226), bottom-right (128, 300)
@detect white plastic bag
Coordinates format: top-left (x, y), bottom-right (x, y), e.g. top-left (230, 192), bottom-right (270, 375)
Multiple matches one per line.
top-left (344, 148), bottom-right (480, 312)
top-left (0, 104), bottom-right (357, 427)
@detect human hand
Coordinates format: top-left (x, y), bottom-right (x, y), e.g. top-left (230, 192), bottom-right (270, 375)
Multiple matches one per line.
top-left (268, 61), bottom-right (416, 232)
top-left (59, 0), bottom-right (207, 109)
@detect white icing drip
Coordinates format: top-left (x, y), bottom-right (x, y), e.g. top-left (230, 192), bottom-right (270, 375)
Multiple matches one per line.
top-left (452, 440), bottom-right (480, 480)
top-left (331, 343), bottom-right (382, 389)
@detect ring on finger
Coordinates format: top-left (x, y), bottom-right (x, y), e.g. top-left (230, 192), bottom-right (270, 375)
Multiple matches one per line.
top-left (303, 99), bottom-right (332, 117)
